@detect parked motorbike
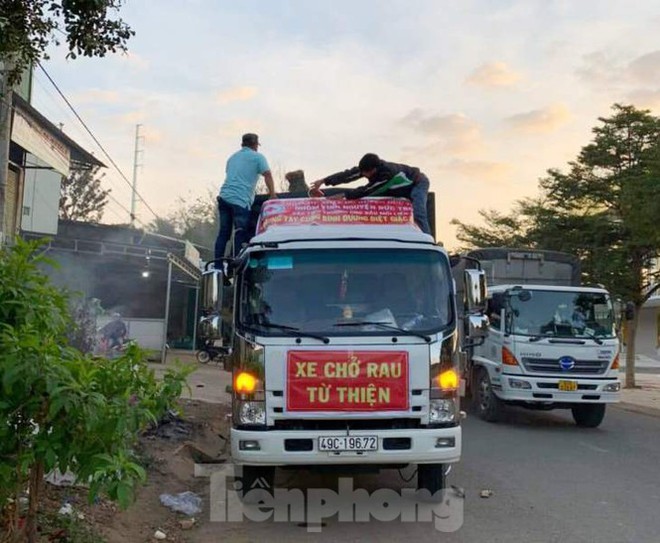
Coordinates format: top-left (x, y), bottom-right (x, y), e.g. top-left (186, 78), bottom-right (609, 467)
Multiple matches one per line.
top-left (196, 341), bottom-right (231, 368)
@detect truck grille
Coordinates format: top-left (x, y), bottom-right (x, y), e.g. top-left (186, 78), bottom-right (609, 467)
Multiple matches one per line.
top-left (273, 418), bottom-right (422, 431)
top-left (521, 358), bottom-right (608, 375)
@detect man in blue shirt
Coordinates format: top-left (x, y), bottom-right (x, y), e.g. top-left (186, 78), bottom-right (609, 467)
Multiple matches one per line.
top-left (215, 133), bottom-right (277, 260)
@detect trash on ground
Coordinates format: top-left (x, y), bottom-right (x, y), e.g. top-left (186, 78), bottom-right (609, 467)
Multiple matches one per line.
top-left (145, 410), bottom-right (193, 441)
top-left (480, 489), bottom-right (494, 498)
top-left (154, 529), bottom-right (167, 540)
top-left (451, 485), bottom-right (466, 499)
top-left (45, 470), bottom-right (78, 487)
top-left (159, 491), bottom-right (202, 516)
top-left (179, 518), bottom-right (196, 530)
top-left (58, 503), bottom-right (74, 516)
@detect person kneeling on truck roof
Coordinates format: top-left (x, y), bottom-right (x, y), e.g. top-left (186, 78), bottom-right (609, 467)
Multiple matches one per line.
top-left (311, 153), bottom-right (432, 234)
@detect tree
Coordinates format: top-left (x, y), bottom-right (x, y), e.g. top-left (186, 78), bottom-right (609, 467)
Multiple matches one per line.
top-left (451, 199), bottom-right (539, 250)
top-left (0, 1), bottom-right (134, 82)
top-left (0, 239), bottom-right (192, 543)
top-left (59, 165), bottom-right (111, 222)
top-left (453, 104), bottom-right (660, 387)
top-left (149, 191), bottom-right (218, 259)
top-left (0, 0), bottom-right (134, 241)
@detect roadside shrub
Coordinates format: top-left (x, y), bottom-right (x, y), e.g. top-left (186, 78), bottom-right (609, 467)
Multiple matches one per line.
top-left (0, 240), bottom-right (193, 543)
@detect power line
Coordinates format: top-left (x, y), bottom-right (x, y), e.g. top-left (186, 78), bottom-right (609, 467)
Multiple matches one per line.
top-left (36, 63), bottom-right (162, 223)
top-left (5, 74), bottom-right (161, 231)
top-left (32, 73), bottom-right (154, 213)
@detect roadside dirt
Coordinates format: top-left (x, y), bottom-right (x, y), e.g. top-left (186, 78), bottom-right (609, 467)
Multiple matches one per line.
top-left (42, 399), bottom-right (231, 543)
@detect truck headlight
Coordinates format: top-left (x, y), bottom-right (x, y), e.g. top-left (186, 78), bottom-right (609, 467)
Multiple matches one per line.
top-left (238, 401), bottom-right (266, 425)
top-left (429, 399), bottom-right (457, 423)
top-left (508, 378), bottom-right (531, 389)
top-left (603, 382), bottom-right (621, 392)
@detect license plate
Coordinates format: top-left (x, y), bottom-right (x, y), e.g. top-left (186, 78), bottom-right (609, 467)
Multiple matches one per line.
top-left (558, 380), bottom-right (578, 391)
top-left (318, 436), bottom-right (378, 452)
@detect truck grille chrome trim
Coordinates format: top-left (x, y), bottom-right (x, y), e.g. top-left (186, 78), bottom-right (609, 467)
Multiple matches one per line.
top-left (521, 358), bottom-right (607, 375)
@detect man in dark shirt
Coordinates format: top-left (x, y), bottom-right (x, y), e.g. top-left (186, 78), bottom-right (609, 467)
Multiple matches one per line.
top-left (311, 153), bottom-right (432, 234)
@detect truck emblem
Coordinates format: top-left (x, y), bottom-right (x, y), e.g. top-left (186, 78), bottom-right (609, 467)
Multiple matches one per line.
top-left (558, 356), bottom-right (575, 371)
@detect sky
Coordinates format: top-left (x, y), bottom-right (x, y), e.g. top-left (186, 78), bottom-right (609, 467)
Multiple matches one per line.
top-left (32, 0), bottom-right (660, 249)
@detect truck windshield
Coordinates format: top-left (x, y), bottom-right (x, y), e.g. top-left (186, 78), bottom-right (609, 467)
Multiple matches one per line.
top-left (238, 248), bottom-right (453, 336)
top-left (508, 289), bottom-right (616, 339)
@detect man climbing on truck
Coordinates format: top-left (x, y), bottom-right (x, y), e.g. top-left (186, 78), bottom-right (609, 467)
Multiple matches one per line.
top-left (311, 153), bottom-right (432, 234)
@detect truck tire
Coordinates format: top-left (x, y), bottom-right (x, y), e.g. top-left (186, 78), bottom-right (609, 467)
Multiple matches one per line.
top-left (417, 463), bottom-right (447, 500)
top-left (571, 404), bottom-right (606, 428)
top-left (235, 465), bottom-right (275, 504)
top-left (473, 367), bottom-right (502, 423)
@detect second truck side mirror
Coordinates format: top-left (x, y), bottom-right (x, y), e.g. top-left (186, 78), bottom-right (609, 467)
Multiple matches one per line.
top-left (464, 268), bottom-right (488, 313)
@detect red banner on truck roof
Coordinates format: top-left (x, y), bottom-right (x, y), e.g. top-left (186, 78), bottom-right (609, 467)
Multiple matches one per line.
top-left (286, 350), bottom-right (409, 412)
top-left (256, 198), bottom-right (415, 234)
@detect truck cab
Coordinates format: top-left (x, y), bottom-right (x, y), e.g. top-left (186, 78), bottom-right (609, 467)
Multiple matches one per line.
top-left (202, 197), bottom-right (487, 499)
top-left (462, 249), bottom-right (621, 427)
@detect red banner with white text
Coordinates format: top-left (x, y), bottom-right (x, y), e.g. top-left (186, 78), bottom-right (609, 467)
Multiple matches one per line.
top-left (286, 351), bottom-right (409, 412)
top-left (257, 198), bottom-right (414, 234)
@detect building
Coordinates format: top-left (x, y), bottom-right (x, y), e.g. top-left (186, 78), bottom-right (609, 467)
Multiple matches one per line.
top-left (23, 220), bottom-right (202, 358)
top-left (2, 67), bottom-right (104, 244)
top-left (638, 295), bottom-right (659, 358)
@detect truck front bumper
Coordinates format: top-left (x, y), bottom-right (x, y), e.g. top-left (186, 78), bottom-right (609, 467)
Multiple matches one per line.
top-left (231, 426), bottom-right (461, 466)
top-left (496, 373), bottom-right (621, 404)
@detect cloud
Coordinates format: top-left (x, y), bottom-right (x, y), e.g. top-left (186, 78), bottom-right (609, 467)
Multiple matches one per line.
top-left (399, 110), bottom-right (483, 155)
top-left (627, 50), bottom-right (660, 85)
top-left (142, 126), bottom-right (163, 144)
top-left (505, 103), bottom-right (571, 133)
top-left (465, 61), bottom-right (522, 87)
top-left (116, 110), bottom-right (146, 125)
top-left (215, 86), bottom-right (258, 105)
top-left (438, 159), bottom-right (513, 183)
top-left (122, 51), bottom-right (150, 71)
top-left (576, 51), bottom-right (623, 86)
top-left (71, 89), bottom-right (120, 104)
top-left (626, 88), bottom-right (660, 110)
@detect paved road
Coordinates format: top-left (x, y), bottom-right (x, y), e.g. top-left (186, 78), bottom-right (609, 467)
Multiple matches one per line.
top-left (199, 404), bottom-right (660, 543)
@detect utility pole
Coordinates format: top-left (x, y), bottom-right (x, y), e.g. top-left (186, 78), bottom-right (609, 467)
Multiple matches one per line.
top-left (130, 123), bottom-right (143, 227)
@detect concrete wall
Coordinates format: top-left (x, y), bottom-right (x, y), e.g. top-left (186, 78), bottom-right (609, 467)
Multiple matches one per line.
top-left (637, 305), bottom-right (660, 357)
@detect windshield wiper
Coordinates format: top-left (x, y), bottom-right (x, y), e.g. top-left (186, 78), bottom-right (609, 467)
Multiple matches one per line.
top-left (581, 331), bottom-right (604, 345)
top-left (252, 322), bottom-right (330, 344)
top-left (334, 321), bottom-right (431, 343)
top-left (528, 335), bottom-right (545, 342)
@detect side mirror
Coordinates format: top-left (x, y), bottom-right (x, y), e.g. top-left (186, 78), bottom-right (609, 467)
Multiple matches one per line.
top-left (463, 314), bottom-right (489, 348)
top-left (464, 269), bottom-right (487, 313)
top-left (468, 314), bottom-right (489, 338)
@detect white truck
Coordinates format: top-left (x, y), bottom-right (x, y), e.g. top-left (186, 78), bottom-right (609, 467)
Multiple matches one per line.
top-left (459, 248), bottom-right (621, 428)
top-left (201, 197), bottom-right (488, 497)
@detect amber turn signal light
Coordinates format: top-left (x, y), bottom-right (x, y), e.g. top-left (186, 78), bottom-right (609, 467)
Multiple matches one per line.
top-left (502, 347), bottom-right (519, 366)
top-left (438, 369), bottom-right (459, 390)
top-left (235, 372), bottom-right (257, 394)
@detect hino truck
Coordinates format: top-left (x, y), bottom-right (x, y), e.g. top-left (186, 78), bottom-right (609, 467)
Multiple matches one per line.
top-left (201, 196), bottom-right (488, 498)
top-left (458, 248), bottom-right (621, 428)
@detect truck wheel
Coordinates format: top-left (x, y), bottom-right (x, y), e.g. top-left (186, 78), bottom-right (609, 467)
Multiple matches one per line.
top-left (235, 465), bottom-right (275, 504)
top-left (196, 350), bottom-right (211, 364)
top-left (571, 404), bottom-right (606, 428)
top-left (417, 463), bottom-right (447, 500)
top-left (474, 367), bottom-right (502, 423)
